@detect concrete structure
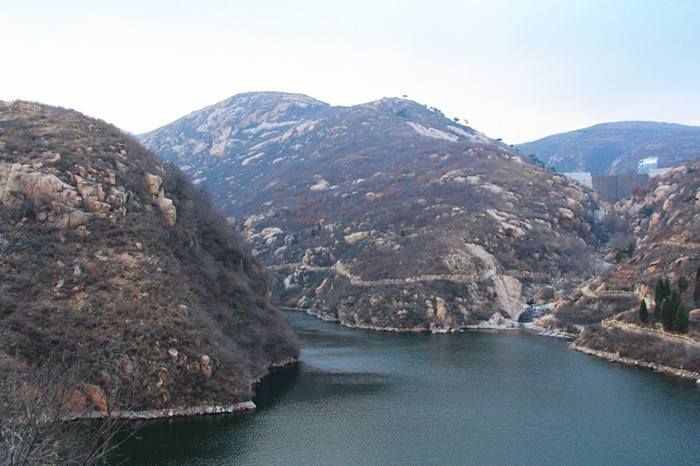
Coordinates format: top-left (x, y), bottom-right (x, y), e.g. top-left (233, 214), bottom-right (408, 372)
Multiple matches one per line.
top-left (592, 174), bottom-right (649, 203)
top-left (649, 167), bottom-right (673, 178)
top-left (637, 157), bottom-right (658, 174)
top-left (563, 171), bottom-right (651, 203)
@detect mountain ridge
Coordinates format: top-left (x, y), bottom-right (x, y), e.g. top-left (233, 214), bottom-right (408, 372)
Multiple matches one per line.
top-left (141, 92), bottom-right (604, 332)
top-left (516, 121), bottom-right (700, 175)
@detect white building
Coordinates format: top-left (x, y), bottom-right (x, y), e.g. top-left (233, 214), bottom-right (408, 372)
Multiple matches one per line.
top-left (637, 157), bottom-right (658, 174)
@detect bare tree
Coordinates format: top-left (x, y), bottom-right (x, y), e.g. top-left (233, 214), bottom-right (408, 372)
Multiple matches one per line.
top-left (0, 349), bottom-right (140, 465)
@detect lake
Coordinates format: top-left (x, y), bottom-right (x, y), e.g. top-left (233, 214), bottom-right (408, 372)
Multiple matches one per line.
top-left (116, 311), bottom-right (700, 464)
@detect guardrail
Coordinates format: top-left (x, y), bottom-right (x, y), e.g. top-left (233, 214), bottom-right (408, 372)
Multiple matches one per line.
top-left (269, 262), bottom-right (557, 287)
top-left (602, 317), bottom-right (699, 345)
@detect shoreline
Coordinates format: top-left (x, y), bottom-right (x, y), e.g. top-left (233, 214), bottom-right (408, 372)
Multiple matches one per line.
top-left (63, 401), bottom-right (256, 421)
top-left (290, 307), bottom-right (699, 381)
top-left (65, 358), bottom-right (299, 422)
top-left (568, 343), bottom-right (700, 382)
top-left (293, 306), bottom-right (571, 336)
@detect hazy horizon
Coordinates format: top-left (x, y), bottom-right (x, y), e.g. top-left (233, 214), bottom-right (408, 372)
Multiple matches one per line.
top-left (2, 0), bottom-right (699, 144)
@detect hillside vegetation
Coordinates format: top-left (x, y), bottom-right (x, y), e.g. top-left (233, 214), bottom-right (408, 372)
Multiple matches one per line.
top-left (141, 92), bottom-right (606, 331)
top-left (0, 102), bottom-right (299, 417)
top-left (540, 162), bottom-right (700, 371)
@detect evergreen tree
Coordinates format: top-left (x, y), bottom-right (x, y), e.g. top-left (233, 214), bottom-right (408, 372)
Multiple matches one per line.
top-left (695, 265), bottom-right (700, 303)
top-left (654, 279), bottom-right (665, 317)
top-left (672, 302), bottom-right (690, 331)
top-left (664, 278), bottom-right (671, 297)
top-left (661, 291), bottom-right (680, 330)
top-left (627, 243), bottom-right (636, 257)
top-left (678, 275), bottom-right (689, 293)
top-left (639, 300), bottom-right (648, 323)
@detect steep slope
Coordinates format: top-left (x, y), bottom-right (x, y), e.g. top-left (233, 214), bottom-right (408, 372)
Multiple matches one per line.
top-left (0, 102), bottom-right (299, 414)
top-left (516, 121), bottom-right (700, 175)
top-left (541, 162), bottom-right (700, 372)
top-left (142, 93), bottom-right (605, 332)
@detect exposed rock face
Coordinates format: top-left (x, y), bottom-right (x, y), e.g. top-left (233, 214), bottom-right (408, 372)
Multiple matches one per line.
top-left (0, 162), bottom-right (82, 208)
top-left (492, 275), bottom-right (523, 318)
top-left (0, 103), bottom-right (299, 414)
top-left (142, 92), bottom-right (605, 331)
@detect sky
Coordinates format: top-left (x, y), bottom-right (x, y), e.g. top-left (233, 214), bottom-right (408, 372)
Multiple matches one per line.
top-left (1, 0), bottom-right (699, 143)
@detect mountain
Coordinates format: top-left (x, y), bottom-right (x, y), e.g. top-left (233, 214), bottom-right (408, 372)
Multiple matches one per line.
top-left (0, 101), bottom-right (299, 415)
top-left (516, 121), bottom-right (700, 175)
top-left (539, 162), bottom-right (700, 372)
top-left (141, 92), bottom-right (605, 332)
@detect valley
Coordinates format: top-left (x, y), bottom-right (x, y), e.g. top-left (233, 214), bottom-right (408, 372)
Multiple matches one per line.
top-left (141, 92), bottom-right (700, 379)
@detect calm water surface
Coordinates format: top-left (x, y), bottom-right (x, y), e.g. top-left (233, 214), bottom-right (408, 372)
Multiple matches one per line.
top-left (117, 312), bottom-right (700, 464)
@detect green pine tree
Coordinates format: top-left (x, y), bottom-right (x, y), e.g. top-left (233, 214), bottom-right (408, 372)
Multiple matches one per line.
top-left (627, 243), bottom-right (636, 257)
top-left (672, 302), bottom-right (690, 331)
top-left (654, 279), bottom-right (665, 317)
top-left (678, 276), bottom-right (689, 293)
top-left (694, 266), bottom-right (700, 302)
top-left (639, 300), bottom-right (648, 323)
top-left (661, 291), bottom-right (680, 329)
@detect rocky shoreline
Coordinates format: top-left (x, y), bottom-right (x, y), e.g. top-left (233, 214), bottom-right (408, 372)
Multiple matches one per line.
top-left (63, 401), bottom-right (257, 422)
top-left (294, 307), bottom-right (698, 382)
top-left (568, 343), bottom-right (700, 382)
top-left (298, 306), bottom-right (570, 335)
top-left (63, 357), bottom-right (299, 422)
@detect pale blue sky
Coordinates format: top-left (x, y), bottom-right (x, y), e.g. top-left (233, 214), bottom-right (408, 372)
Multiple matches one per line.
top-left (1, 0), bottom-right (698, 143)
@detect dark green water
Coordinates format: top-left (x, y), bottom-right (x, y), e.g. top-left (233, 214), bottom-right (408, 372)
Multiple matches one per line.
top-left (116, 312), bottom-right (700, 464)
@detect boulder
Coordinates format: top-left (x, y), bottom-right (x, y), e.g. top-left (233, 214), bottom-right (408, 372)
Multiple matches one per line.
top-left (145, 173), bottom-right (163, 196)
top-left (200, 355), bottom-right (213, 377)
top-left (155, 193), bottom-right (177, 225)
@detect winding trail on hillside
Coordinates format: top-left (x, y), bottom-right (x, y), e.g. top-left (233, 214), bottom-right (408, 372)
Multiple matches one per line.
top-left (269, 262), bottom-right (552, 286)
top-left (579, 283), bottom-right (640, 299)
top-left (601, 317), bottom-right (700, 346)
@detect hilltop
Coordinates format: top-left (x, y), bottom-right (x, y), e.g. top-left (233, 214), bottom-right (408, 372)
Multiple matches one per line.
top-left (0, 101), bottom-right (299, 416)
top-left (516, 121), bottom-right (700, 175)
top-left (141, 92), bottom-right (605, 332)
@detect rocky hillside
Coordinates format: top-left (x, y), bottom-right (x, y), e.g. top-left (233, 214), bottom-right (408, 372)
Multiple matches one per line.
top-left (141, 92), bottom-right (605, 332)
top-left (0, 101), bottom-right (299, 414)
top-left (517, 121), bottom-right (700, 175)
top-left (540, 162), bottom-right (700, 371)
